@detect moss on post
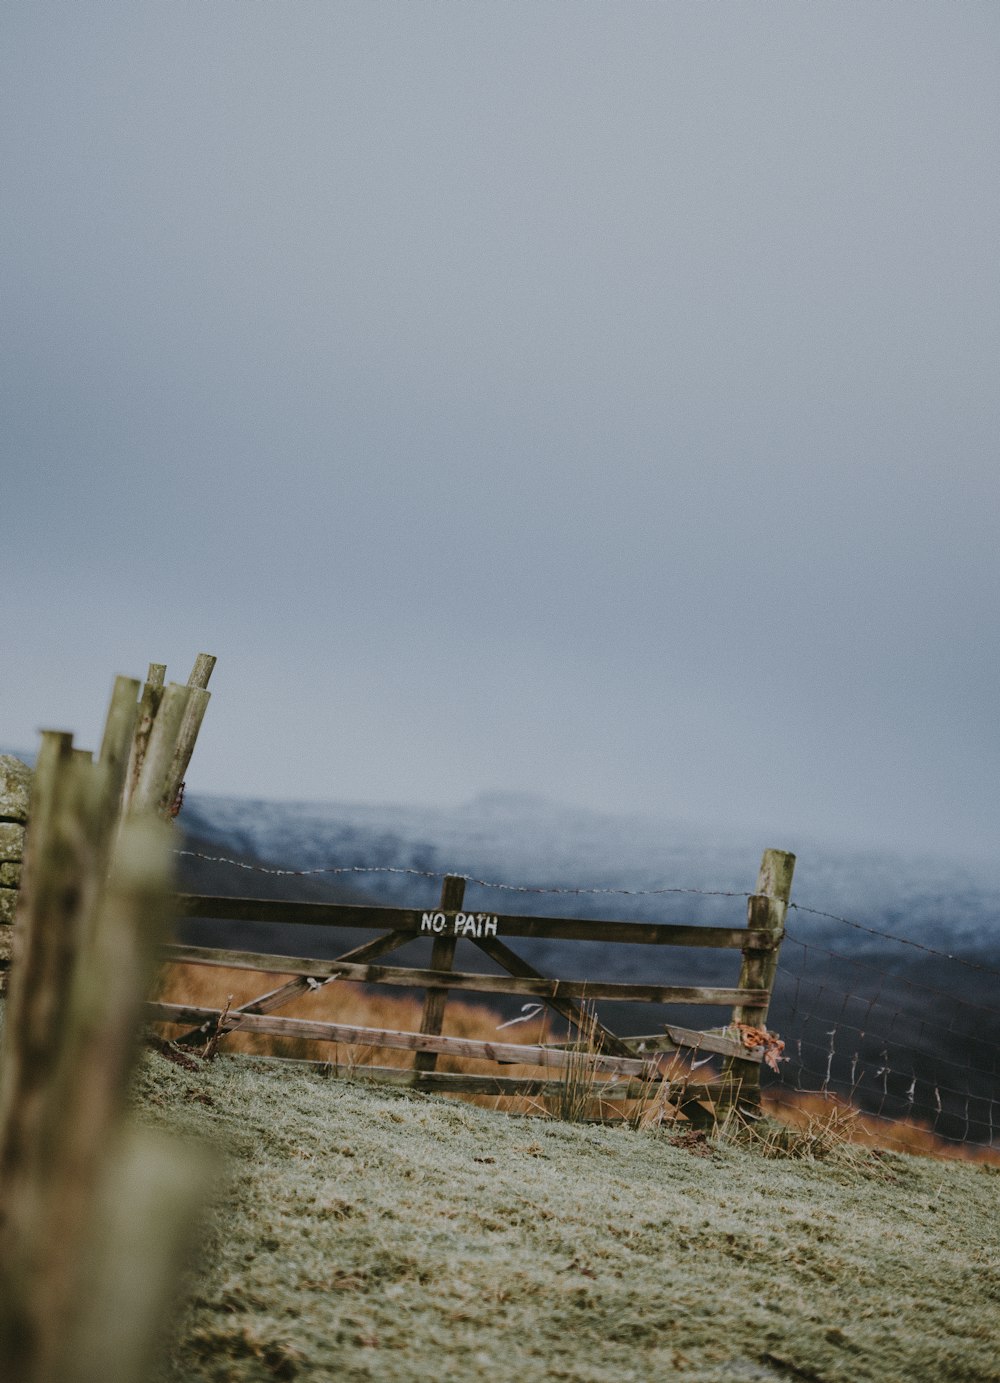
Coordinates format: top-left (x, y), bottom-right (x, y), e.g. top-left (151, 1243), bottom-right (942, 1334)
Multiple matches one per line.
top-left (129, 682), bottom-right (194, 816)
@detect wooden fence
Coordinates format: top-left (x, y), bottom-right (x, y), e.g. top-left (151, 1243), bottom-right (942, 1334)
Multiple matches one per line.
top-left (153, 849), bottom-right (795, 1119)
top-left (0, 655), bottom-right (216, 1383)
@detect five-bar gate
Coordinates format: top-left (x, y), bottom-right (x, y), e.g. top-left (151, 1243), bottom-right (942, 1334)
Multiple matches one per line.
top-left (149, 849), bottom-right (795, 1119)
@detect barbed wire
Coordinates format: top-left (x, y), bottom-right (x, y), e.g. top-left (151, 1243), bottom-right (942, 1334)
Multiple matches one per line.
top-left (172, 852), bottom-right (444, 882)
top-left (171, 850), bottom-right (752, 899)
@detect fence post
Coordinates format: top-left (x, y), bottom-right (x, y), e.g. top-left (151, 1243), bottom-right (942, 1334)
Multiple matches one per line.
top-left (163, 654), bottom-right (217, 815)
top-left (123, 664), bottom-right (165, 811)
top-left (721, 848), bottom-right (796, 1115)
top-left (414, 874), bottom-right (466, 1074)
top-left (0, 732), bottom-right (108, 1376)
top-left (0, 733), bottom-right (82, 1209)
top-left (186, 652), bottom-right (217, 691)
top-left (129, 683), bottom-right (194, 817)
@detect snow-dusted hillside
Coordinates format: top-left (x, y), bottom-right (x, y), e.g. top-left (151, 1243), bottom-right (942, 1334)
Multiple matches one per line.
top-left (180, 788), bottom-right (1000, 958)
top-left (7, 736), bottom-right (993, 954)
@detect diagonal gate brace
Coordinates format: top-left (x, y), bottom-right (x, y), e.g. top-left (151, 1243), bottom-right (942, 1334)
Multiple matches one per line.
top-left (171, 928), bottom-right (414, 1048)
top-left (473, 933), bottom-right (635, 1061)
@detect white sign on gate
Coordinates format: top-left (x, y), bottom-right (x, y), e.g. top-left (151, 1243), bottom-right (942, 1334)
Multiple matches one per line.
top-left (420, 911), bottom-right (499, 938)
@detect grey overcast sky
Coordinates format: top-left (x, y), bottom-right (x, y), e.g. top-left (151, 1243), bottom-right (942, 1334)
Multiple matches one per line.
top-left (2, 3), bottom-right (998, 860)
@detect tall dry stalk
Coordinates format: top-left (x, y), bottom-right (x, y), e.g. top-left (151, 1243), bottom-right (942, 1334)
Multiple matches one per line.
top-left (542, 1004), bottom-right (607, 1123)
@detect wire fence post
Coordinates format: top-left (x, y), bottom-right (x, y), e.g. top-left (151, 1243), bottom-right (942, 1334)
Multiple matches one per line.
top-left (721, 848), bottom-right (796, 1115)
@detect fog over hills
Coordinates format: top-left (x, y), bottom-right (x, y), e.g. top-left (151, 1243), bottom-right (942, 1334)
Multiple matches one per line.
top-left (180, 788), bottom-right (1000, 958)
top-left (5, 748), bottom-right (995, 955)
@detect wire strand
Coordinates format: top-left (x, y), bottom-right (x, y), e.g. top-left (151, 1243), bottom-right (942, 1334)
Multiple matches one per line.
top-left (171, 850), bottom-right (752, 899)
top-left (788, 902), bottom-right (1000, 980)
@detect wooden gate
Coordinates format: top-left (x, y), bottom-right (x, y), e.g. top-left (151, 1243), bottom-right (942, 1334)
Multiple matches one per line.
top-left (150, 849), bottom-right (795, 1118)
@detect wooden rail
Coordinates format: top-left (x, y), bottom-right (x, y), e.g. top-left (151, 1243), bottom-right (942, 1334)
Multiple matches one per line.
top-left (149, 1002), bottom-right (662, 1077)
top-left (174, 894), bottom-right (774, 948)
top-left (161, 944), bottom-right (769, 1007)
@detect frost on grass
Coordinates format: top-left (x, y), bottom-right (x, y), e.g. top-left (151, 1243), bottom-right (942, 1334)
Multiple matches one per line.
top-left (132, 1053), bottom-right (1000, 1383)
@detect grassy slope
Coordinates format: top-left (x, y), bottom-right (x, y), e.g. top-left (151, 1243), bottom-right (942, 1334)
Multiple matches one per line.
top-left (136, 1053), bottom-right (1000, 1383)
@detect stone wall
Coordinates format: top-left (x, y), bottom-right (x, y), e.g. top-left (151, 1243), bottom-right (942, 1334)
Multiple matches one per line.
top-left (0, 754), bottom-right (31, 984)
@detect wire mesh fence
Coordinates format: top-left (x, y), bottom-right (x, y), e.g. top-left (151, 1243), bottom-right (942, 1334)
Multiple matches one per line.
top-left (769, 927), bottom-right (998, 1156)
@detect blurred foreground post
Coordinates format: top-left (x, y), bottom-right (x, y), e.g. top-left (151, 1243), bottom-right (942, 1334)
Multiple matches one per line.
top-left (0, 659), bottom-right (217, 1383)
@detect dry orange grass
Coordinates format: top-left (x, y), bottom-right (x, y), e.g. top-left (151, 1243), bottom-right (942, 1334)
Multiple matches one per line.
top-left (151, 961), bottom-right (566, 1114)
top-left (152, 959), bottom-right (545, 1066)
top-left (151, 963), bottom-right (1000, 1161)
top-left (763, 1089), bottom-right (1000, 1166)
top-left (151, 962), bottom-right (701, 1120)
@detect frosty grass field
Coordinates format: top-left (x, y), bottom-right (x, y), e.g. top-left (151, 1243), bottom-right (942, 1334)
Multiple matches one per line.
top-left (141, 1048), bottom-right (1000, 1383)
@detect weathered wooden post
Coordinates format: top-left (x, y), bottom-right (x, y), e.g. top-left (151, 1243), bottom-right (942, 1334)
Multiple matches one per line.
top-left (123, 664), bottom-right (165, 810)
top-left (0, 729), bottom-right (120, 1376)
top-left (0, 733), bottom-right (87, 1223)
top-left (165, 653), bottom-right (216, 815)
top-left (414, 874), bottom-right (466, 1074)
top-left (129, 682), bottom-right (194, 816)
top-left (721, 848), bottom-right (796, 1114)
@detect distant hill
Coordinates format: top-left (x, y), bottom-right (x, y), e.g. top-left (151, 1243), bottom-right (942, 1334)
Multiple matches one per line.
top-left (179, 788), bottom-right (1000, 956)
